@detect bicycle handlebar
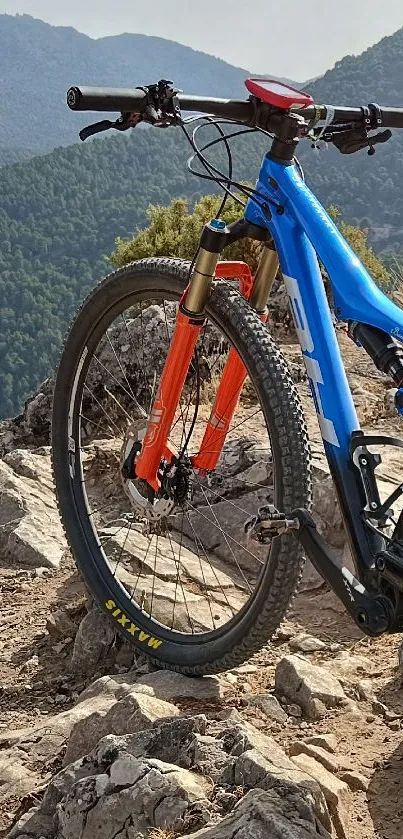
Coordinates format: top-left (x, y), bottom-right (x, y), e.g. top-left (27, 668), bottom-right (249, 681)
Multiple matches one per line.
top-left (67, 86), bottom-right (253, 121)
top-left (67, 85), bottom-right (403, 130)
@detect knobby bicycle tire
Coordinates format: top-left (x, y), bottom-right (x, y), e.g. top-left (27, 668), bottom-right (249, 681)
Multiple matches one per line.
top-left (52, 258), bottom-right (312, 674)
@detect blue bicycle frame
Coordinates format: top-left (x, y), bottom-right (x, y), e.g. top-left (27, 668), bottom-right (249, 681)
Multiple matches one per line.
top-left (245, 156), bottom-right (403, 580)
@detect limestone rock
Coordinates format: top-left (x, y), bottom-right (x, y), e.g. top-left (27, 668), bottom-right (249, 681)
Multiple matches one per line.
top-left (275, 655), bottom-right (346, 719)
top-left (93, 714), bottom-right (207, 769)
top-left (219, 722), bottom-right (331, 834)
top-left (312, 471), bottom-right (345, 549)
top-left (245, 693), bottom-right (288, 723)
top-left (4, 710), bottom-right (336, 839)
top-left (290, 633), bottom-right (327, 653)
top-left (5, 806), bottom-right (53, 839)
top-left (52, 757), bottom-right (211, 839)
top-left (302, 734), bottom-right (338, 754)
top-left (0, 674), bottom-right (179, 796)
top-left (0, 753), bottom-right (40, 814)
top-left (46, 608), bottom-right (79, 640)
top-left (182, 788), bottom-right (330, 838)
top-left (289, 742), bottom-right (341, 775)
top-left (339, 770), bottom-right (369, 792)
top-left (0, 379), bottom-right (53, 456)
top-left (323, 651), bottom-right (376, 682)
top-left (64, 690), bottom-right (179, 764)
top-left (291, 753), bottom-right (352, 839)
top-left (0, 450), bottom-right (67, 568)
top-left (70, 607), bottom-right (116, 675)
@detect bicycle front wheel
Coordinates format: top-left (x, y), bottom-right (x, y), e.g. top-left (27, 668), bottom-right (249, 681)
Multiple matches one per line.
top-left (52, 257), bottom-right (311, 674)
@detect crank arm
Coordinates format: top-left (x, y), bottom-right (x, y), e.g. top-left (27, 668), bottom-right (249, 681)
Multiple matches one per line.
top-left (292, 509), bottom-right (392, 636)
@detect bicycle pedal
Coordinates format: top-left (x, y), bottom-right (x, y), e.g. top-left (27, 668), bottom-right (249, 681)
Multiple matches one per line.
top-left (244, 504), bottom-right (300, 543)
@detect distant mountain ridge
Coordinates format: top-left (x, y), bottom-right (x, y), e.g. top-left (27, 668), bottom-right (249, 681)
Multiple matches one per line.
top-left (0, 13), bottom-right (302, 158)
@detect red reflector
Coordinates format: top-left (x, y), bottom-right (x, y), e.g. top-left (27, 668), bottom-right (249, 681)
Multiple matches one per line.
top-left (245, 78), bottom-right (313, 110)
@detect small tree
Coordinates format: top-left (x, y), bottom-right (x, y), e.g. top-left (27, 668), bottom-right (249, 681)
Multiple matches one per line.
top-left (111, 196), bottom-right (393, 294)
top-left (111, 195), bottom-right (264, 271)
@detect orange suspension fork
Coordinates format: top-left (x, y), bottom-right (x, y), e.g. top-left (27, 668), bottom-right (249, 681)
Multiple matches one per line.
top-left (134, 307), bottom-right (204, 491)
top-left (135, 219), bottom-right (229, 491)
top-left (192, 247), bottom-right (279, 472)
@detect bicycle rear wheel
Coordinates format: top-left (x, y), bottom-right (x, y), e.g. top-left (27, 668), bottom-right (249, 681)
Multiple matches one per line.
top-left (52, 257), bottom-right (311, 674)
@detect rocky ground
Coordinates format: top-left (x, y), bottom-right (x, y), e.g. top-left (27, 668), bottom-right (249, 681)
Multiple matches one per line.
top-left (1, 324), bottom-right (403, 839)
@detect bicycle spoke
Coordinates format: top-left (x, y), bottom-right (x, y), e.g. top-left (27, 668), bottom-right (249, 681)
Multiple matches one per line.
top-left (185, 513), bottom-right (217, 628)
top-left (185, 511), bottom-right (235, 619)
top-left (167, 524), bottom-right (195, 633)
top-left (99, 520), bottom-right (132, 549)
top-left (129, 534), bottom-right (154, 603)
top-left (121, 311), bottom-right (152, 400)
top-left (102, 385), bottom-right (136, 423)
top-left (89, 504), bottom-right (125, 519)
top-left (139, 303), bottom-right (147, 382)
top-left (93, 354), bottom-right (147, 419)
top-left (193, 474), bottom-right (271, 518)
top-left (148, 535), bottom-right (159, 618)
top-left (193, 485), bottom-right (256, 591)
top-left (83, 384), bottom-right (121, 435)
top-left (197, 397), bottom-right (264, 457)
top-left (225, 408), bottom-right (264, 437)
top-left (162, 300), bottom-right (173, 344)
top-left (79, 412), bottom-right (114, 439)
top-left (105, 329), bottom-right (141, 408)
top-left (112, 519), bottom-right (134, 576)
top-left (188, 499), bottom-right (263, 572)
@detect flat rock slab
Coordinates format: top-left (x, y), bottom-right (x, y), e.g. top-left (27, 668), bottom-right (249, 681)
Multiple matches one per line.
top-left (289, 633), bottom-right (327, 653)
top-left (135, 670), bottom-right (225, 702)
top-left (245, 693), bottom-right (288, 723)
top-left (104, 527), bottom-right (238, 591)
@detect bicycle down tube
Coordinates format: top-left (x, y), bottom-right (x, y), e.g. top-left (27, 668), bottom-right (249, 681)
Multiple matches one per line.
top-left (245, 155), bottom-right (403, 581)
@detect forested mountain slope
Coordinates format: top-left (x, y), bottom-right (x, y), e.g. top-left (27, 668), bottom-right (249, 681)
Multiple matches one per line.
top-left (302, 26), bottom-right (403, 247)
top-left (0, 13), bottom-right (298, 159)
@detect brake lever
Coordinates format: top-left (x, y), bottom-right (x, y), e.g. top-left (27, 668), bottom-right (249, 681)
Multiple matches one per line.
top-left (79, 113), bottom-right (142, 142)
top-left (79, 80), bottom-right (182, 141)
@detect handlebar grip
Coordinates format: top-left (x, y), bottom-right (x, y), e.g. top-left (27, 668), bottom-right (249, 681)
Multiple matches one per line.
top-left (67, 86), bottom-right (147, 113)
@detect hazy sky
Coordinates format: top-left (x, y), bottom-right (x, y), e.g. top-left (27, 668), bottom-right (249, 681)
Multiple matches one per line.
top-left (1, 0), bottom-right (402, 79)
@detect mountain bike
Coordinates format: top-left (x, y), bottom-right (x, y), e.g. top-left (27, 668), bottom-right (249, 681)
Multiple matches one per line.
top-left (52, 78), bottom-right (403, 674)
